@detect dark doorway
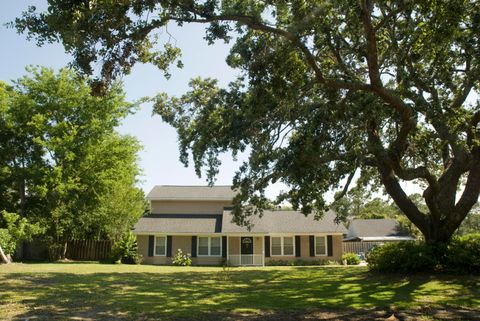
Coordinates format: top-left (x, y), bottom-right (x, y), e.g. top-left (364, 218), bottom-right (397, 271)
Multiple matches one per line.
top-left (241, 237), bottom-right (253, 255)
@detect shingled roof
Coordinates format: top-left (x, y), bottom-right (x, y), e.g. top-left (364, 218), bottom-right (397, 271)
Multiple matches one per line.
top-left (222, 210), bottom-right (347, 234)
top-left (133, 210), bottom-right (347, 235)
top-left (133, 214), bottom-right (223, 234)
top-left (146, 185), bottom-right (237, 201)
top-left (345, 219), bottom-right (414, 241)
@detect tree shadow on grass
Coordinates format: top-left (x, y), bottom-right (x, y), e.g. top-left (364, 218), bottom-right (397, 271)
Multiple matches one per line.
top-left (1, 267), bottom-right (479, 320)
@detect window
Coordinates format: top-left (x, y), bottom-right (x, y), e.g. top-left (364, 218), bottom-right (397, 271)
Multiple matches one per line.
top-left (283, 237), bottom-right (294, 255)
top-left (271, 237), bottom-right (282, 255)
top-left (271, 236), bottom-right (295, 256)
top-left (315, 236), bottom-right (327, 256)
top-left (198, 236), bottom-right (222, 256)
top-left (155, 236), bottom-right (166, 256)
top-left (211, 237), bottom-right (221, 256)
top-left (198, 237), bottom-right (209, 255)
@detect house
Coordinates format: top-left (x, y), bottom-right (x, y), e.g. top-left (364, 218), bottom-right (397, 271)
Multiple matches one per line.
top-left (133, 185), bottom-right (347, 266)
top-left (344, 218), bottom-right (415, 242)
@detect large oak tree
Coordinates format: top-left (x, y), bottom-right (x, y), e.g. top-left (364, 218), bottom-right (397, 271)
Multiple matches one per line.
top-left (14, 1), bottom-right (480, 242)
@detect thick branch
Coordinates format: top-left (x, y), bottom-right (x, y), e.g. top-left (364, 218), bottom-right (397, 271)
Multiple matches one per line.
top-left (367, 120), bottom-right (429, 233)
top-left (467, 110), bottom-right (480, 148)
top-left (454, 159), bottom-right (480, 216)
top-left (333, 169), bottom-right (357, 202)
top-left (404, 55), bottom-right (469, 158)
top-left (360, 0), bottom-right (382, 87)
top-left (391, 163), bottom-right (438, 188)
top-left (450, 79), bottom-right (474, 110)
top-left (435, 156), bottom-right (470, 213)
top-left (359, 1), bottom-right (419, 160)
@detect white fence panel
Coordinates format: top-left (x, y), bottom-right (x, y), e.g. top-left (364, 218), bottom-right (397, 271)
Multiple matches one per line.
top-left (342, 241), bottom-right (384, 254)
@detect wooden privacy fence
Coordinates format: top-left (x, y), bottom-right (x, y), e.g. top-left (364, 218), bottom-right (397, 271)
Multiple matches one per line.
top-left (66, 240), bottom-right (112, 261)
top-left (342, 241), bottom-right (385, 254)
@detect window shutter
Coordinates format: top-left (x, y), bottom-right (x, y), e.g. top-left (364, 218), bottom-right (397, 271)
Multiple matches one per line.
top-left (166, 236), bottom-right (172, 257)
top-left (295, 236), bottom-right (301, 257)
top-left (264, 236), bottom-right (270, 257)
top-left (222, 236), bottom-right (227, 258)
top-left (327, 235), bottom-right (333, 257)
top-left (148, 235), bottom-right (154, 257)
top-left (191, 236), bottom-right (197, 257)
top-left (309, 235), bottom-right (315, 257)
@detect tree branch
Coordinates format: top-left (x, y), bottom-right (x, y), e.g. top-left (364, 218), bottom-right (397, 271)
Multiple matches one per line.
top-left (467, 110), bottom-right (480, 148)
top-left (360, 0), bottom-right (382, 87)
top-left (444, 158), bottom-right (480, 234)
top-left (374, 2), bottom-right (408, 32)
top-left (366, 119), bottom-right (429, 232)
top-left (333, 169), bottom-right (357, 202)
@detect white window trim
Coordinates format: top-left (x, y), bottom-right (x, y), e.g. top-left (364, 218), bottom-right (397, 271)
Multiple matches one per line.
top-left (197, 236), bottom-right (222, 257)
top-left (270, 236), bottom-right (296, 256)
top-left (154, 235), bottom-right (167, 257)
top-left (315, 235), bottom-right (328, 256)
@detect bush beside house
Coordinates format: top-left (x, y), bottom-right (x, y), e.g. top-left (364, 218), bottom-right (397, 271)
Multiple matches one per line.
top-left (110, 232), bottom-right (142, 264)
top-left (172, 249), bottom-right (192, 266)
top-left (367, 234), bottom-right (480, 274)
top-left (342, 253), bottom-right (361, 265)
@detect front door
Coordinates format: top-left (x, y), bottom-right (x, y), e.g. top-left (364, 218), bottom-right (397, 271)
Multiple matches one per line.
top-left (240, 237), bottom-right (254, 265)
top-left (241, 237), bottom-right (254, 255)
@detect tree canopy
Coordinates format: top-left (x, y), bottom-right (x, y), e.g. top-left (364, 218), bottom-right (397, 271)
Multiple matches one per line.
top-left (0, 67), bottom-right (145, 259)
top-left (14, 1), bottom-right (480, 242)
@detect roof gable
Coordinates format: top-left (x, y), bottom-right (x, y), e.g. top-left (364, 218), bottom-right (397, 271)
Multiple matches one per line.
top-left (147, 185), bottom-right (237, 201)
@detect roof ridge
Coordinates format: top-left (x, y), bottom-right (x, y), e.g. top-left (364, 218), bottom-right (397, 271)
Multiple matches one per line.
top-left (154, 185), bottom-right (233, 187)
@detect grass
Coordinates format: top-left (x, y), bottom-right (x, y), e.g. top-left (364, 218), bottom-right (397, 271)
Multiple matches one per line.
top-left (1, 262), bottom-right (479, 320)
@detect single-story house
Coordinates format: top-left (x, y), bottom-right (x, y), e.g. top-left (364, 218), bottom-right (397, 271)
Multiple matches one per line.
top-left (133, 185), bottom-right (347, 266)
top-left (344, 218), bottom-right (415, 242)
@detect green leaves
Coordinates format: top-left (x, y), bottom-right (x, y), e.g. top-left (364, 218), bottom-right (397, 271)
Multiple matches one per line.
top-left (0, 68), bottom-right (144, 258)
top-left (0, 211), bottom-right (42, 255)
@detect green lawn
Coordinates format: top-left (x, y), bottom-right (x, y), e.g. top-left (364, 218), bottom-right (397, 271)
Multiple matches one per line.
top-left (1, 263), bottom-right (479, 320)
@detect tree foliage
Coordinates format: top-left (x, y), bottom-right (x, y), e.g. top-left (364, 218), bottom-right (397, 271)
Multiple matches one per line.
top-left (0, 211), bottom-right (41, 263)
top-left (0, 68), bottom-right (144, 259)
top-left (14, 1), bottom-right (480, 242)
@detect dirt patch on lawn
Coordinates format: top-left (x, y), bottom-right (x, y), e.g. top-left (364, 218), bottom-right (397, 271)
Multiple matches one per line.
top-left (223, 308), bottom-right (480, 321)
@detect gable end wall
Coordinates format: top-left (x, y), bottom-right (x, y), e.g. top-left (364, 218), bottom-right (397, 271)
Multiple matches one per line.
top-left (150, 200), bottom-right (232, 214)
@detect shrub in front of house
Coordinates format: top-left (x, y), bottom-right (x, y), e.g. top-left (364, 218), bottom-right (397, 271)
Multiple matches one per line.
top-left (367, 234), bottom-right (480, 274)
top-left (265, 259), bottom-right (339, 266)
top-left (366, 241), bottom-right (438, 273)
top-left (342, 252), bottom-right (361, 265)
top-left (171, 249), bottom-right (192, 266)
top-left (443, 233), bottom-right (480, 274)
top-left (110, 232), bottom-right (142, 264)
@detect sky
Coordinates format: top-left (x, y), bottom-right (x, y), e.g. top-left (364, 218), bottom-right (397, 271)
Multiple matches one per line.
top-left (0, 1), bottom-right (277, 197)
